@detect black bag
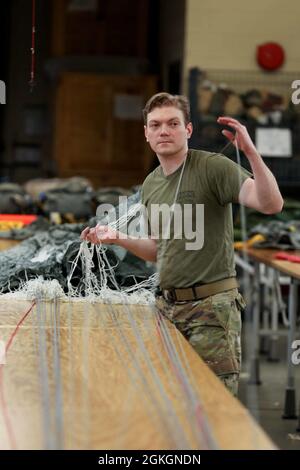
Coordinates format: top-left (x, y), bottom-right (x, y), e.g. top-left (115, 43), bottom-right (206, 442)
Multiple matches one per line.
top-left (40, 179), bottom-right (94, 220)
top-left (0, 183), bottom-right (31, 213)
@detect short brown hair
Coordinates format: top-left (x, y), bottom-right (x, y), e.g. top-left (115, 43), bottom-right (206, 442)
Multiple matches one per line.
top-left (143, 92), bottom-right (191, 125)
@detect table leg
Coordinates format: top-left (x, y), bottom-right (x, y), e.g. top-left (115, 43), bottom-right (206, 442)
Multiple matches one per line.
top-left (268, 270), bottom-right (280, 362)
top-left (282, 278), bottom-right (297, 419)
top-left (249, 261), bottom-right (262, 385)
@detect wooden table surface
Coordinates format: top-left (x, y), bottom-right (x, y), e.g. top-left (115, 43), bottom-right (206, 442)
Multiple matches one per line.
top-left (0, 299), bottom-right (276, 450)
top-left (236, 247), bottom-right (300, 280)
top-left (0, 239), bottom-right (21, 252)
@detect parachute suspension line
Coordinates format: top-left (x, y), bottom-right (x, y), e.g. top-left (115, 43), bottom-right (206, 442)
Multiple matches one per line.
top-left (233, 137), bottom-right (260, 447)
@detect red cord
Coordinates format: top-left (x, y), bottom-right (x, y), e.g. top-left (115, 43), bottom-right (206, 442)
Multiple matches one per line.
top-left (0, 301), bottom-right (36, 449)
top-left (29, 0), bottom-right (36, 90)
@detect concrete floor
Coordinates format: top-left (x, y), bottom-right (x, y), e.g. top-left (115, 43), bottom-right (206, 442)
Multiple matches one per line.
top-left (238, 333), bottom-right (300, 450)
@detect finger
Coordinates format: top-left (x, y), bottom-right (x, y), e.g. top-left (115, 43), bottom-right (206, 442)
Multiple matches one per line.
top-left (80, 227), bottom-right (90, 239)
top-left (218, 118), bottom-right (243, 131)
top-left (90, 229), bottom-right (98, 241)
top-left (217, 116), bottom-right (241, 124)
top-left (222, 130), bottom-right (236, 142)
top-left (86, 228), bottom-right (95, 238)
top-left (81, 227), bottom-right (90, 236)
top-left (87, 234), bottom-right (98, 244)
top-left (221, 122), bottom-right (240, 133)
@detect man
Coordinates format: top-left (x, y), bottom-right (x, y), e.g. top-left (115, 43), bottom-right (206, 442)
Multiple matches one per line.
top-left (81, 92), bottom-right (283, 396)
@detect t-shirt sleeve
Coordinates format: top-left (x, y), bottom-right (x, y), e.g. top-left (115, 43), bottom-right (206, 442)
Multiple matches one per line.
top-left (205, 153), bottom-right (252, 205)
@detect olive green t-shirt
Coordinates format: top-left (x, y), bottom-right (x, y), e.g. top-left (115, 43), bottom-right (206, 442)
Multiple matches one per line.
top-left (141, 149), bottom-right (251, 289)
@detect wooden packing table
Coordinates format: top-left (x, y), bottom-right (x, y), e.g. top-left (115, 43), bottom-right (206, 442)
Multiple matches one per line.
top-left (238, 247), bottom-right (300, 280)
top-left (236, 246), bottom-right (300, 427)
top-left (0, 299), bottom-right (276, 450)
top-left (0, 239), bottom-right (21, 252)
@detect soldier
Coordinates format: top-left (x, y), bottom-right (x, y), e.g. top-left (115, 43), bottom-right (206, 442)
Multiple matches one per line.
top-left (81, 92), bottom-right (283, 396)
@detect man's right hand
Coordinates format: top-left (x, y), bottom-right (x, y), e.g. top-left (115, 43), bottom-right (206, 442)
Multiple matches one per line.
top-left (80, 224), bottom-right (157, 262)
top-left (80, 224), bottom-right (120, 245)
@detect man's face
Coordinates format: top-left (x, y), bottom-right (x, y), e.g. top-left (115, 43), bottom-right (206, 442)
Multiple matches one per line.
top-left (144, 106), bottom-right (193, 156)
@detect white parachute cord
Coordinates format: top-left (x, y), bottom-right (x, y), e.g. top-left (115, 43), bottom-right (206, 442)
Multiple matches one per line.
top-left (233, 137), bottom-right (261, 449)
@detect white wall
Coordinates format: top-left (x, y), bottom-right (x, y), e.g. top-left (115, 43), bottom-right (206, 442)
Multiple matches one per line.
top-left (184, 0), bottom-right (300, 75)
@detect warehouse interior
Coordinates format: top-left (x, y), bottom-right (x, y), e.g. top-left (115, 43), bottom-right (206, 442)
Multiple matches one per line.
top-left (0, 0), bottom-right (300, 452)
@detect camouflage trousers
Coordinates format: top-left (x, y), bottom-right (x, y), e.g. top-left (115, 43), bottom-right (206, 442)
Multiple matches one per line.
top-left (155, 288), bottom-right (246, 397)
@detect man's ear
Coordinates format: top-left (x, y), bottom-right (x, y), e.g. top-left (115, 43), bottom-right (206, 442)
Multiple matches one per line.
top-left (144, 125), bottom-right (149, 142)
top-left (186, 122), bottom-right (193, 139)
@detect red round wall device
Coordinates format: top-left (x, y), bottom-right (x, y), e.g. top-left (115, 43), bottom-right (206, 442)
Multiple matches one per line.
top-left (257, 42), bottom-right (285, 71)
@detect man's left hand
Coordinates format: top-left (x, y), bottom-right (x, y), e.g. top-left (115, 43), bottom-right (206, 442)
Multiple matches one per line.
top-left (217, 116), bottom-right (258, 157)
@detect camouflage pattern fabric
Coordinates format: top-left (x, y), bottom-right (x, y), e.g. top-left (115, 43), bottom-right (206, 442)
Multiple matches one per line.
top-left (155, 288), bottom-right (246, 396)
